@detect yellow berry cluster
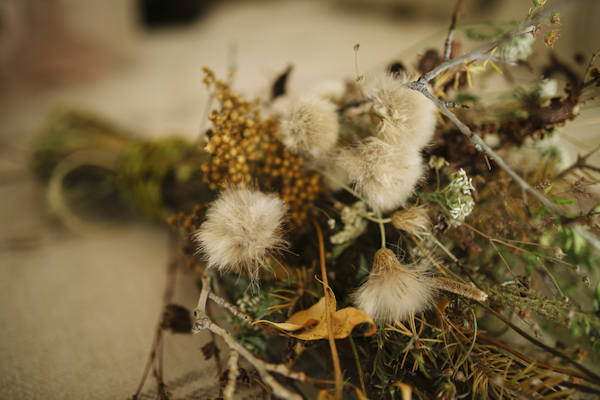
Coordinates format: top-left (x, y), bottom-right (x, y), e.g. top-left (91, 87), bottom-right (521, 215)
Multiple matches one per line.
top-left (200, 68), bottom-right (274, 189)
top-left (259, 140), bottom-right (322, 228)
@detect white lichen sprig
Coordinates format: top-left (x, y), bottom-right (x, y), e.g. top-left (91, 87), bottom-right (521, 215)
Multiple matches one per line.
top-left (279, 95), bottom-right (340, 158)
top-left (446, 168), bottom-right (475, 223)
top-left (194, 186), bottom-right (288, 284)
top-left (330, 201), bottom-right (369, 245)
top-left (337, 137), bottom-right (424, 213)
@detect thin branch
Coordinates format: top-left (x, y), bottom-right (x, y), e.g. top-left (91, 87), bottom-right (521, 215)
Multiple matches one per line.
top-left (479, 302), bottom-right (600, 386)
top-left (193, 272), bottom-right (308, 400)
top-left (408, 80), bottom-right (564, 217)
top-left (133, 232), bottom-right (179, 399)
top-left (311, 218), bottom-right (343, 400)
top-left (208, 292), bottom-right (254, 324)
top-left (477, 334), bottom-right (598, 386)
top-left (552, 142), bottom-right (600, 181)
top-left (223, 350), bottom-right (239, 400)
top-left (444, 0), bottom-right (464, 62)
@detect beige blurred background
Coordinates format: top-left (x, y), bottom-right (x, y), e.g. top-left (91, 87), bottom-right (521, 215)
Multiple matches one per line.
top-left (0, 0), bottom-right (598, 399)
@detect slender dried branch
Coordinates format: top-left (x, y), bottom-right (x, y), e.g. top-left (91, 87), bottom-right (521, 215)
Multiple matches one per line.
top-left (193, 272), bottom-right (308, 400)
top-left (311, 218), bottom-right (343, 400)
top-left (223, 350), bottom-right (239, 400)
top-left (479, 302), bottom-right (600, 386)
top-left (444, 0), bottom-right (464, 62)
top-left (133, 232), bottom-right (179, 399)
top-left (208, 292), bottom-right (254, 324)
top-left (477, 334), bottom-right (597, 385)
top-left (552, 142), bottom-right (600, 181)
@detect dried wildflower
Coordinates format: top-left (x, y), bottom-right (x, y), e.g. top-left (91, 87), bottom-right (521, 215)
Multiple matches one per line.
top-left (446, 169), bottom-right (475, 222)
top-left (391, 205), bottom-right (431, 238)
top-left (337, 138), bottom-right (424, 213)
top-left (544, 30), bottom-right (560, 48)
top-left (330, 201), bottom-right (369, 244)
top-left (368, 73), bottom-right (437, 151)
top-left (352, 248), bottom-right (436, 322)
top-left (279, 95), bottom-right (340, 158)
top-left (194, 186), bottom-right (288, 282)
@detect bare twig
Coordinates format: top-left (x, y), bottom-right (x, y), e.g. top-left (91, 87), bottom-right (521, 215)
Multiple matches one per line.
top-left (208, 292), bottom-right (254, 324)
top-left (311, 218), bottom-right (343, 400)
top-left (443, 0), bottom-right (464, 62)
top-left (479, 302), bottom-right (600, 386)
top-left (552, 142), bottom-right (600, 181)
top-left (223, 350), bottom-right (239, 400)
top-left (193, 272), bottom-right (308, 400)
top-left (477, 334), bottom-right (598, 386)
top-left (133, 232), bottom-right (179, 399)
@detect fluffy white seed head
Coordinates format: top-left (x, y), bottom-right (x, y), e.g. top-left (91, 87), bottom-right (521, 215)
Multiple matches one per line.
top-left (337, 137), bottom-right (424, 213)
top-left (194, 187), bottom-right (288, 283)
top-left (279, 95), bottom-right (340, 158)
top-left (368, 73), bottom-right (437, 150)
top-left (352, 248), bottom-right (436, 322)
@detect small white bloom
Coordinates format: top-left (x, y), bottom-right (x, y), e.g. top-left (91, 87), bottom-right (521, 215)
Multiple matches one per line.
top-left (194, 186), bottom-right (288, 283)
top-left (368, 73), bottom-right (437, 151)
top-left (337, 137), bottom-right (424, 213)
top-left (330, 201), bottom-right (369, 244)
top-left (500, 33), bottom-right (535, 63)
top-left (279, 95), bottom-right (340, 158)
top-left (446, 169), bottom-right (475, 223)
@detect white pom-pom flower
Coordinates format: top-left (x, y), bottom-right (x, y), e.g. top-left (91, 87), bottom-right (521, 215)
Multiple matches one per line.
top-left (194, 187), bottom-right (288, 283)
top-left (368, 73), bottom-right (437, 151)
top-left (352, 248), bottom-right (436, 322)
top-left (279, 95), bottom-right (340, 158)
top-left (337, 137), bottom-right (424, 213)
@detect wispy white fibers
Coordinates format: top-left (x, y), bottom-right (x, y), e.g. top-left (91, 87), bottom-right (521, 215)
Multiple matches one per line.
top-left (368, 73), bottom-right (437, 151)
top-left (352, 248), bottom-right (436, 322)
top-left (279, 95), bottom-right (340, 158)
top-left (337, 138), bottom-right (424, 213)
top-left (194, 186), bottom-right (288, 284)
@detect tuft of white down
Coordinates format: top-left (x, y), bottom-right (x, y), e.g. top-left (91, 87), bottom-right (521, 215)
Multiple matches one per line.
top-left (279, 95), bottom-right (340, 158)
top-left (352, 263), bottom-right (436, 322)
top-left (368, 73), bottom-right (437, 151)
top-left (194, 187), bottom-right (288, 283)
top-left (336, 137), bottom-right (424, 213)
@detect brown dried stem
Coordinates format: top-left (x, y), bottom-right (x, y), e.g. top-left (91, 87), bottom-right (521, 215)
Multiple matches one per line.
top-left (193, 272), bottom-right (308, 400)
top-left (479, 302), bottom-right (600, 386)
top-left (133, 232), bottom-right (179, 399)
top-left (477, 334), bottom-right (597, 386)
top-left (552, 142), bottom-right (600, 181)
top-left (311, 218), bottom-right (343, 400)
top-left (223, 350), bottom-right (239, 400)
top-left (443, 0), bottom-right (464, 62)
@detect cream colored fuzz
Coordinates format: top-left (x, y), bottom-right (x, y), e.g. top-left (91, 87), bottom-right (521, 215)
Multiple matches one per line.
top-left (279, 95), bottom-right (340, 158)
top-left (352, 248), bottom-right (436, 322)
top-left (337, 137), bottom-right (424, 213)
top-left (368, 73), bottom-right (437, 151)
top-left (194, 187), bottom-right (288, 283)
